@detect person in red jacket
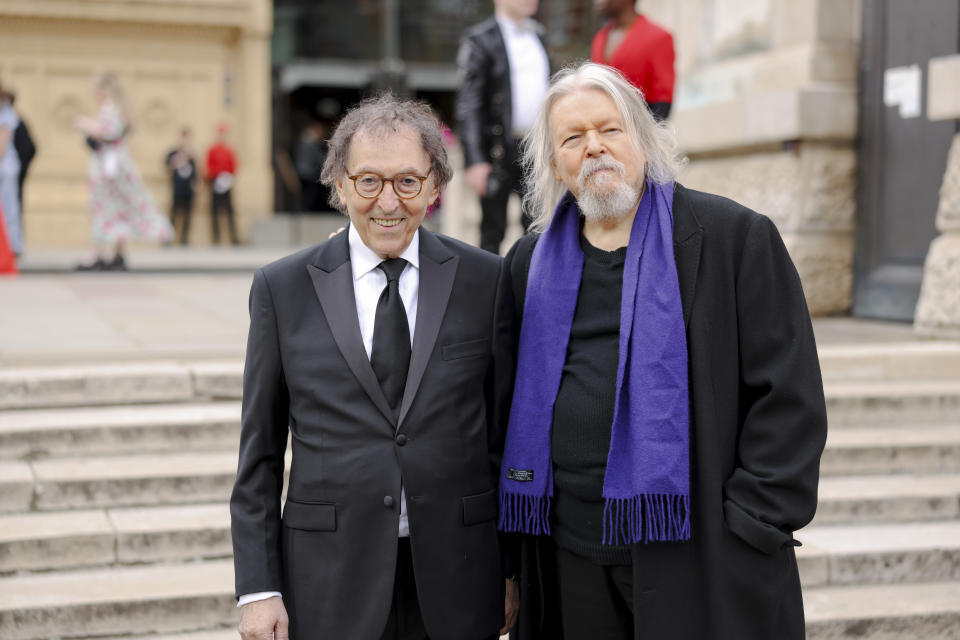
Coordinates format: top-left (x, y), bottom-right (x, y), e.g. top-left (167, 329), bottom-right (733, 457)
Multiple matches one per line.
top-left (591, 0), bottom-right (675, 121)
top-left (205, 123), bottom-right (239, 245)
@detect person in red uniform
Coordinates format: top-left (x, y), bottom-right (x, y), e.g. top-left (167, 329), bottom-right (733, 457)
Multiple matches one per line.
top-left (591, 0), bottom-right (675, 121)
top-left (205, 123), bottom-right (239, 245)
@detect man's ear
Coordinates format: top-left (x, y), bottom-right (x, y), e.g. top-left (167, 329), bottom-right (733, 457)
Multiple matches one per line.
top-left (334, 178), bottom-right (346, 209)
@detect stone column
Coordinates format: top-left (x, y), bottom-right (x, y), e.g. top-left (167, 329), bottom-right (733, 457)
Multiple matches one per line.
top-left (914, 55), bottom-right (960, 337)
top-left (915, 53), bottom-right (960, 337)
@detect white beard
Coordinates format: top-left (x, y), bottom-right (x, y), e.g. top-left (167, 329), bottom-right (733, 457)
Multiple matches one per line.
top-left (576, 157), bottom-right (639, 224)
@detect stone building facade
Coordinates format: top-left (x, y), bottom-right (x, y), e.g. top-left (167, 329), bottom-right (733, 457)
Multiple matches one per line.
top-left (0, 0), bottom-right (273, 247)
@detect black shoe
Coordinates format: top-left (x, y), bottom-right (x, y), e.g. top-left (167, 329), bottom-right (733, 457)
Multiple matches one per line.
top-left (75, 258), bottom-right (108, 271)
top-left (107, 254), bottom-right (128, 271)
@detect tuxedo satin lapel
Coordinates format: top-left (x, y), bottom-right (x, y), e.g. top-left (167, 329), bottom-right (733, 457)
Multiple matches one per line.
top-left (307, 240), bottom-right (394, 427)
top-left (398, 231), bottom-right (457, 427)
top-left (673, 185), bottom-right (703, 329)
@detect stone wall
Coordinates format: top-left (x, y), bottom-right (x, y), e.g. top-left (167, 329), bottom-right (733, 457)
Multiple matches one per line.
top-left (0, 0), bottom-right (273, 248)
top-left (643, 0), bottom-right (860, 314)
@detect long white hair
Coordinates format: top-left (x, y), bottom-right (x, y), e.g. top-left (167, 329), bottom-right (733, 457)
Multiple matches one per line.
top-left (522, 62), bottom-right (686, 232)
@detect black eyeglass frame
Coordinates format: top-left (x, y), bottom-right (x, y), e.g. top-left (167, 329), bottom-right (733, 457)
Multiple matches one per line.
top-left (346, 171), bottom-right (433, 200)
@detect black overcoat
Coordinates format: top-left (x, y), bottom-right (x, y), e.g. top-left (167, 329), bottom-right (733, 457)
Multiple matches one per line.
top-left (506, 184), bottom-right (827, 640)
top-left (231, 228), bottom-right (516, 640)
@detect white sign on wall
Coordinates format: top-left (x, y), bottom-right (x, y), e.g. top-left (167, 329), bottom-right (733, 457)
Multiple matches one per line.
top-left (883, 64), bottom-right (922, 119)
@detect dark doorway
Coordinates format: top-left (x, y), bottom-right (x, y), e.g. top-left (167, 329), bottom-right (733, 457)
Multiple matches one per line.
top-left (854, 0), bottom-right (960, 321)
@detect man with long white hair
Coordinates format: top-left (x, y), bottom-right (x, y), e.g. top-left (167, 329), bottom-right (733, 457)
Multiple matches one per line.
top-left (498, 62), bottom-right (827, 639)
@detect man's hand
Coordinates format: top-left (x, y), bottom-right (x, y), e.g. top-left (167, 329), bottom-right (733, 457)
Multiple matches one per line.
top-left (500, 577), bottom-right (519, 635)
top-left (239, 596), bottom-right (289, 640)
top-left (465, 162), bottom-right (493, 197)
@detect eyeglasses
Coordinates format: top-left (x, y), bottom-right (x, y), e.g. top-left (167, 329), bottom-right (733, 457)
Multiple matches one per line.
top-left (347, 171), bottom-right (432, 199)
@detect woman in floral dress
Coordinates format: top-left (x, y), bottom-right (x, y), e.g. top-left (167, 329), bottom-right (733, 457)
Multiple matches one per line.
top-left (74, 74), bottom-right (173, 270)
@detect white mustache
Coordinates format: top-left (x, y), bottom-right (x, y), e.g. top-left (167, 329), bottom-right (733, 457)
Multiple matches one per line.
top-left (578, 157), bottom-right (626, 185)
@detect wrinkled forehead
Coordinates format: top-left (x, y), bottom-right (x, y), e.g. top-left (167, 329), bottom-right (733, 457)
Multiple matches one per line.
top-left (347, 124), bottom-right (430, 171)
top-left (549, 88), bottom-right (626, 133)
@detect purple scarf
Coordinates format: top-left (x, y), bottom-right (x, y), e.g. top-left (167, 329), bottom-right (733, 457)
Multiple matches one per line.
top-left (499, 179), bottom-right (691, 545)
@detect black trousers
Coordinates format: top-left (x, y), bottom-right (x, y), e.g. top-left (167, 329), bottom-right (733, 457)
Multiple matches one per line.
top-left (479, 140), bottom-right (532, 255)
top-left (555, 545), bottom-right (634, 640)
top-left (380, 537), bottom-right (500, 640)
top-left (170, 195), bottom-right (193, 245)
top-left (211, 188), bottom-right (239, 245)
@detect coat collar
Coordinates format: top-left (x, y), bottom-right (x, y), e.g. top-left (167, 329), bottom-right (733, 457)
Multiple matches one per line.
top-left (671, 184), bottom-right (703, 329)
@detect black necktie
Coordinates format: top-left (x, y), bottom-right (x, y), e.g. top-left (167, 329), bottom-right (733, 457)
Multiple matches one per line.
top-left (371, 258), bottom-right (411, 414)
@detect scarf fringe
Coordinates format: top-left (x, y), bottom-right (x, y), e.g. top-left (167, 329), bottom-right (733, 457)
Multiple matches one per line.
top-left (602, 494), bottom-right (691, 545)
top-left (498, 491), bottom-right (552, 535)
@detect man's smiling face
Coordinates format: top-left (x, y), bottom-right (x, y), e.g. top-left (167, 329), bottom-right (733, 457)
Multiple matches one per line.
top-left (335, 126), bottom-right (438, 259)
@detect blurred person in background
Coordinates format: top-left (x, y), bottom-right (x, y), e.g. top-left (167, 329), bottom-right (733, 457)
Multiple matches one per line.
top-left (165, 126), bottom-right (199, 245)
top-left (591, 0), bottom-right (675, 121)
top-left (74, 73), bottom-right (173, 271)
top-left (294, 119), bottom-right (330, 212)
top-left (206, 123), bottom-right (239, 245)
top-left (6, 88), bottom-right (36, 235)
top-left (456, 0), bottom-right (550, 254)
top-left (0, 82), bottom-right (22, 256)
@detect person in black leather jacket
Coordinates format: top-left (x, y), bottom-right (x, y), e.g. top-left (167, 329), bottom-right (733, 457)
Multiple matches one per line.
top-left (455, 0), bottom-right (550, 254)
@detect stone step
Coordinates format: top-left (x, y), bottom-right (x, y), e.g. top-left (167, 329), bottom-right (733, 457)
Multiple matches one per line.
top-left (90, 632), bottom-right (237, 640)
top-left (820, 425), bottom-right (960, 475)
top-left (818, 342), bottom-right (960, 383)
top-left (0, 503), bottom-right (231, 573)
top-left (0, 559), bottom-right (236, 639)
top-left (0, 402), bottom-right (241, 460)
top-left (814, 473), bottom-right (960, 524)
top-left (27, 451), bottom-right (238, 511)
top-left (825, 380), bottom-right (960, 426)
top-left (0, 362), bottom-right (195, 410)
top-left (804, 581), bottom-right (960, 639)
top-left (797, 520), bottom-right (960, 587)
top-left (189, 362), bottom-right (242, 400)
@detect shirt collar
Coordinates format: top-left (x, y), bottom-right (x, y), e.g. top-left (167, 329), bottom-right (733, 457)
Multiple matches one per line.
top-left (348, 223), bottom-right (420, 281)
top-left (496, 13), bottom-right (540, 36)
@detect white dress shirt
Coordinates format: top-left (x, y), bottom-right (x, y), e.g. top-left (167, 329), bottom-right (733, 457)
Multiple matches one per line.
top-left (238, 226), bottom-right (420, 607)
top-left (496, 12), bottom-right (550, 134)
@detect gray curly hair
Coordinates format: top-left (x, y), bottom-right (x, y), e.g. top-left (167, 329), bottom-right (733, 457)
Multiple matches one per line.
top-left (522, 62), bottom-right (686, 232)
top-left (320, 93), bottom-right (453, 212)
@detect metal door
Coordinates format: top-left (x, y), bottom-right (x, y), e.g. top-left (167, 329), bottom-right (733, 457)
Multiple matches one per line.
top-left (854, 0), bottom-right (959, 320)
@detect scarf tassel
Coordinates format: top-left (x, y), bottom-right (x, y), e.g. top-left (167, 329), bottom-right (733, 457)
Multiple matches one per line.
top-left (602, 493), bottom-right (691, 545)
top-left (499, 492), bottom-right (552, 536)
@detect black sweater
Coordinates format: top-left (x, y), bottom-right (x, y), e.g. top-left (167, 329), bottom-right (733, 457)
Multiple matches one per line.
top-left (551, 233), bottom-right (631, 565)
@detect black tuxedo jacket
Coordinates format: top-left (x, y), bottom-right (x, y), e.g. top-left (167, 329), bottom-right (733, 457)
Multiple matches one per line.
top-left (230, 228), bottom-right (516, 640)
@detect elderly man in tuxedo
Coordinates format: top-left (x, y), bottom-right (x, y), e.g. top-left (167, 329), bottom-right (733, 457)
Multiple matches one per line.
top-left (231, 94), bottom-right (518, 640)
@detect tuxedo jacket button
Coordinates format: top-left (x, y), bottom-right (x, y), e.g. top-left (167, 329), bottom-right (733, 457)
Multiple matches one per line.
top-left (395, 434), bottom-right (407, 446)
top-left (383, 495), bottom-right (395, 508)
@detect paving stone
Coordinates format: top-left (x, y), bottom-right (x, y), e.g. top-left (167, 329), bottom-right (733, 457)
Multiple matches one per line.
top-left (30, 452), bottom-right (237, 510)
top-left (0, 363), bottom-right (193, 410)
top-left (0, 509), bottom-right (114, 572)
top-left (804, 581), bottom-right (960, 639)
top-left (0, 560), bottom-right (236, 640)
top-left (0, 461), bottom-right (34, 513)
top-left (0, 402), bottom-right (240, 459)
top-left (89, 631), bottom-right (237, 640)
top-left (814, 473), bottom-right (960, 524)
top-left (820, 426), bottom-right (960, 475)
top-left (825, 380), bottom-right (960, 426)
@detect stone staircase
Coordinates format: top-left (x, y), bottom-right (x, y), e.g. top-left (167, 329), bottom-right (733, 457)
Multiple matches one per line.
top-left (0, 344), bottom-right (958, 639)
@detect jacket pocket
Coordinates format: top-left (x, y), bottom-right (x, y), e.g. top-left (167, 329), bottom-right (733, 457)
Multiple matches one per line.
top-left (442, 338), bottom-right (488, 361)
top-left (723, 499), bottom-right (798, 555)
top-left (282, 500), bottom-right (337, 532)
top-left (461, 488), bottom-right (498, 525)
